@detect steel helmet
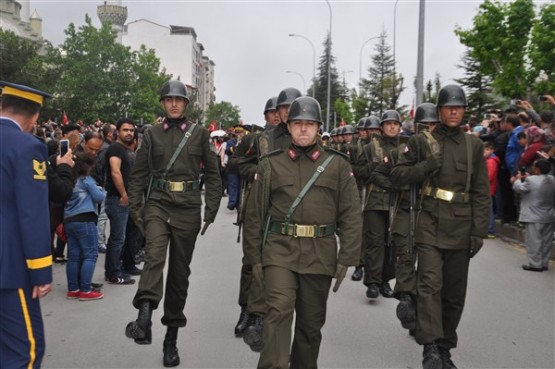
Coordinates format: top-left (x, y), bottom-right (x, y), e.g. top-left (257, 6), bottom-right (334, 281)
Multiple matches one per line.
top-left (264, 96), bottom-right (278, 113)
top-left (276, 87), bottom-right (302, 108)
top-left (381, 110), bottom-right (401, 125)
top-left (159, 80), bottom-right (189, 102)
top-left (330, 128), bottom-right (338, 137)
top-left (437, 84), bottom-right (467, 107)
top-left (414, 103), bottom-right (439, 123)
top-left (365, 116), bottom-right (381, 129)
top-left (287, 96), bottom-right (322, 124)
top-left (356, 118), bottom-right (366, 131)
top-left (343, 125), bottom-right (355, 135)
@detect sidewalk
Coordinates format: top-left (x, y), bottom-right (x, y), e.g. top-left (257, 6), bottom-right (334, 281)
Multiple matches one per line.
top-left (494, 219), bottom-right (555, 260)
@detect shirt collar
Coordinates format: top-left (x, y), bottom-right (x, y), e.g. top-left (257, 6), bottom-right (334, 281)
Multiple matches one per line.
top-left (163, 118), bottom-right (188, 132)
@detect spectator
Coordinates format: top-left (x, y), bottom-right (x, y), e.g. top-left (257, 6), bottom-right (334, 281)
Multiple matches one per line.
top-left (64, 152), bottom-right (106, 300)
top-left (484, 142), bottom-right (500, 238)
top-left (97, 123), bottom-right (117, 253)
top-left (519, 126), bottom-right (547, 171)
top-left (511, 159), bottom-right (555, 272)
top-left (104, 118), bottom-right (136, 285)
top-left (496, 114), bottom-right (519, 223)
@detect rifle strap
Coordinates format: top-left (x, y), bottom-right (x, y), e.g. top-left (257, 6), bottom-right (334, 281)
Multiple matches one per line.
top-left (162, 123), bottom-right (196, 179)
top-left (464, 133), bottom-right (472, 193)
top-left (283, 154), bottom-right (335, 229)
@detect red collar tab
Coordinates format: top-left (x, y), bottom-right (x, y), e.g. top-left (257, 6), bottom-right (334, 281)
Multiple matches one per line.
top-left (163, 120), bottom-right (188, 132)
top-left (310, 150), bottom-right (321, 162)
top-left (288, 149), bottom-right (298, 161)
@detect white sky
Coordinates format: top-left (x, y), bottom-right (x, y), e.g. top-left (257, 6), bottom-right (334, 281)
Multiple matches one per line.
top-left (30, 0), bottom-right (539, 125)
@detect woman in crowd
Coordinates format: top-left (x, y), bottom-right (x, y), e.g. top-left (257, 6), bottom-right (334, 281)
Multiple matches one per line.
top-left (64, 152), bottom-right (106, 301)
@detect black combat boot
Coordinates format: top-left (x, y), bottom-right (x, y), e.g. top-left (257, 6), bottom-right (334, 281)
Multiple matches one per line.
top-left (422, 344), bottom-right (443, 369)
top-left (163, 326), bottom-right (180, 367)
top-left (243, 314), bottom-right (263, 352)
top-left (438, 347), bottom-right (457, 369)
top-left (234, 305), bottom-right (250, 337)
top-left (379, 281), bottom-right (394, 298)
top-left (351, 266), bottom-right (363, 281)
top-left (396, 293), bottom-right (416, 330)
top-left (125, 300), bottom-right (152, 345)
top-left (366, 283), bottom-right (379, 299)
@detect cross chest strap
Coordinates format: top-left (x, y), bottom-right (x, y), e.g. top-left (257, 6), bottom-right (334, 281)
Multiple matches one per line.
top-left (283, 154), bottom-right (335, 228)
top-left (163, 123), bottom-right (197, 178)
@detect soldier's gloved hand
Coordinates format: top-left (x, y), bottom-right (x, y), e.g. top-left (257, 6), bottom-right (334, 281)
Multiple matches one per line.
top-left (252, 263), bottom-right (264, 283)
top-left (200, 221), bottom-right (212, 235)
top-left (424, 150), bottom-right (443, 174)
top-left (332, 264), bottom-right (348, 293)
top-left (469, 236), bottom-right (484, 258)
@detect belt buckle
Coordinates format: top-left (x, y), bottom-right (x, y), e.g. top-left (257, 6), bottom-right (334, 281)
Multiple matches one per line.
top-left (295, 225), bottom-right (315, 238)
top-left (435, 189), bottom-right (453, 202)
top-left (169, 181), bottom-right (184, 192)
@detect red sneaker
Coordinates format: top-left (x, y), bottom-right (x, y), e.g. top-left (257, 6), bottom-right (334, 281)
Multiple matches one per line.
top-left (67, 290), bottom-right (80, 300)
top-left (79, 290), bottom-right (104, 301)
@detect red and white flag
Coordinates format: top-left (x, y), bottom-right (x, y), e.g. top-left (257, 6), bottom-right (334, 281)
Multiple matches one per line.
top-left (208, 120), bottom-right (217, 132)
top-left (409, 99), bottom-right (415, 119)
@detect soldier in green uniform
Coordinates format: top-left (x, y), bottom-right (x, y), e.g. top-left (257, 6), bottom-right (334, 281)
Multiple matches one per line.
top-left (231, 96), bottom-right (278, 337)
top-left (243, 96), bottom-right (361, 369)
top-left (124, 80), bottom-right (222, 367)
top-left (237, 88), bottom-right (302, 351)
top-left (390, 85), bottom-right (490, 369)
top-left (355, 110), bottom-right (403, 299)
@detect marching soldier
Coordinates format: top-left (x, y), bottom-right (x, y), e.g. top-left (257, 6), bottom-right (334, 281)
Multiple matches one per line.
top-left (231, 96), bottom-right (279, 338)
top-left (243, 96), bottom-right (361, 369)
top-left (356, 110), bottom-right (404, 299)
top-left (125, 80), bottom-right (222, 367)
top-left (390, 85), bottom-right (490, 369)
top-left (0, 81), bottom-right (53, 368)
top-left (237, 88), bottom-right (302, 351)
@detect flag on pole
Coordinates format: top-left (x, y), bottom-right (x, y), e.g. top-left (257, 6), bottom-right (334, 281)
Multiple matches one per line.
top-left (62, 111), bottom-right (69, 125)
top-left (208, 120), bottom-right (217, 132)
top-left (409, 99), bottom-right (415, 119)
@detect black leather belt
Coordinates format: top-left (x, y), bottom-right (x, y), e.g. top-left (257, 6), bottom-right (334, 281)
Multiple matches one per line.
top-left (269, 221), bottom-right (336, 238)
top-left (154, 179), bottom-right (199, 192)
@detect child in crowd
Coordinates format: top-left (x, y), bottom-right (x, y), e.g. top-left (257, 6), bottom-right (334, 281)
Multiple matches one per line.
top-left (484, 142), bottom-right (500, 238)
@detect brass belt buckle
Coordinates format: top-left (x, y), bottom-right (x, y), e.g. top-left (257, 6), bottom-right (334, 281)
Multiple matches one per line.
top-left (295, 225), bottom-right (315, 238)
top-left (435, 188), bottom-right (454, 202)
top-left (168, 181), bottom-right (184, 192)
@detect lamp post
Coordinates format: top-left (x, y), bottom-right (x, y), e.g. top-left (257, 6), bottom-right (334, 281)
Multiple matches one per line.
top-left (289, 34), bottom-right (316, 98)
top-left (341, 70), bottom-right (353, 99)
top-left (286, 71), bottom-right (306, 93)
top-left (359, 36), bottom-right (380, 92)
top-left (325, 0), bottom-right (332, 133)
top-left (392, 0), bottom-right (400, 108)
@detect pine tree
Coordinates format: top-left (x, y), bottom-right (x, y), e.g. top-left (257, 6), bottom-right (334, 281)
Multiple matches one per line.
top-left (310, 32), bottom-right (344, 129)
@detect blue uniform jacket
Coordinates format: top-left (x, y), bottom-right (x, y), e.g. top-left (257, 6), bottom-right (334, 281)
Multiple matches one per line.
top-left (0, 117), bottom-right (52, 288)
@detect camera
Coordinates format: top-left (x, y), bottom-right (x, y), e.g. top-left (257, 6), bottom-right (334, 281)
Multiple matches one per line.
top-left (539, 95), bottom-right (548, 102)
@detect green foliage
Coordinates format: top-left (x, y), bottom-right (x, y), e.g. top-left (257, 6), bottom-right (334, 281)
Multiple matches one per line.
top-left (529, 3), bottom-right (555, 94)
top-left (204, 101), bottom-right (241, 131)
top-left (455, 0), bottom-right (535, 98)
top-left (358, 32), bottom-right (404, 117)
top-left (334, 98), bottom-right (353, 126)
top-left (310, 32), bottom-right (345, 128)
top-left (185, 90), bottom-right (204, 124)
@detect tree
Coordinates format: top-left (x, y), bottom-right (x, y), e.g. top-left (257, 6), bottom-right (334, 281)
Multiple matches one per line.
top-left (185, 90), bottom-right (204, 124)
top-left (309, 32), bottom-right (344, 128)
top-left (334, 98), bottom-right (353, 126)
top-left (204, 101), bottom-right (241, 131)
top-left (454, 50), bottom-right (500, 120)
top-left (359, 31), bottom-right (404, 117)
top-left (455, 0), bottom-right (535, 98)
top-left (529, 3), bottom-right (555, 94)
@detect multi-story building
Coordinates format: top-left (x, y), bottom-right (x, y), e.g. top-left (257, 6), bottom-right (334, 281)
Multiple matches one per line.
top-left (0, 0), bottom-right (43, 42)
top-left (121, 18), bottom-right (216, 112)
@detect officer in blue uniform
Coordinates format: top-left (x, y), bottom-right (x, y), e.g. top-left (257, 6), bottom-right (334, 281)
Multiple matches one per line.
top-left (0, 81), bottom-right (53, 369)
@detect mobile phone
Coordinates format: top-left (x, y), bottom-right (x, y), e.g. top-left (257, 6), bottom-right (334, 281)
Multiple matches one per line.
top-left (59, 139), bottom-right (69, 157)
top-left (539, 95), bottom-right (548, 102)
top-left (484, 114), bottom-right (492, 120)
top-left (519, 166), bottom-right (527, 175)
top-left (510, 99), bottom-right (521, 106)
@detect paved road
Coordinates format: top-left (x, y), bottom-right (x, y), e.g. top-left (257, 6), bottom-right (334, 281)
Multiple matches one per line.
top-left (41, 202), bottom-right (554, 368)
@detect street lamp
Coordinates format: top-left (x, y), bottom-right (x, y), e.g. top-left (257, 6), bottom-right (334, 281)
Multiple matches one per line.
top-left (359, 36), bottom-right (380, 91)
top-left (289, 34), bottom-right (316, 98)
top-left (286, 71), bottom-right (306, 93)
top-left (392, 0), bottom-right (400, 108)
top-left (325, 0), bottom-right (332, 132)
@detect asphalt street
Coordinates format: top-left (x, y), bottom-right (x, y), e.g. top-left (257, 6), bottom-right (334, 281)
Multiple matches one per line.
top-left (40, 201), bottom-right (555, 369)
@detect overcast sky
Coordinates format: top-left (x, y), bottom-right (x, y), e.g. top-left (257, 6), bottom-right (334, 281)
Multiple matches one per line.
top-left (30, 0), bottom-right (515, 126)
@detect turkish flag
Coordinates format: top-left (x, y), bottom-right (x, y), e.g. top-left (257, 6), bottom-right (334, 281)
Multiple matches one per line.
top-left (339, 120), bottom-right (346, 127)
top-left (208, 120), bottom-right (217, 132)
top-left (62, 112), bottom-right (69, 125)
top-left (409, 99), bottom-right (415, 119)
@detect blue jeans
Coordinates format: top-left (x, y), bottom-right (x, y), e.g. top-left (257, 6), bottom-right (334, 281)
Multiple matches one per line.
top-left (489, 197), bottom-right (496, 235)
top-left (227, 173), bottom-right (240, 207)
top-left (105, 195), bottom-right (129, 277)
top-left (65, 222), bottom-right (99, 292)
